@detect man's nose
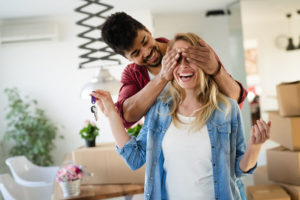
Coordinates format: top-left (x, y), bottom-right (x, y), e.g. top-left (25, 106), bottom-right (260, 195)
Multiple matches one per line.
top-left (142, 47), bottom-right (151, 60)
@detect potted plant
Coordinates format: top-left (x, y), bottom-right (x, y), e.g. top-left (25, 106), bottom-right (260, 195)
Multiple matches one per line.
top-left (79, 120), bottom-right (99, 147)
top-left (3, 88), bottom-right (63, 166)
top-left (56, 164), bottom-right (84, 198)
top-left (127, 123), bottom-right (143, 137)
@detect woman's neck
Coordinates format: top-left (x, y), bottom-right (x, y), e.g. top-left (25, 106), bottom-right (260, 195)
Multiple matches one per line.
top-left (177, 90), bottom-right (201, 117)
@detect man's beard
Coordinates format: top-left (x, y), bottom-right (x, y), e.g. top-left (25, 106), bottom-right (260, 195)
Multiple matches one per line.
top-left (145, 47), bottom-right (163, 68)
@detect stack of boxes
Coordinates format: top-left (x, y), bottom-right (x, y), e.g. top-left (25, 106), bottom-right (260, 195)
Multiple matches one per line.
top-left (248, 81), bottom-right (300, 200)
top-left (72, 142), bottom-right (145, 185)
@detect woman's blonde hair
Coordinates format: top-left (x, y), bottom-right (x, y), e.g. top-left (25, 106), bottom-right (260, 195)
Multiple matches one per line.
top-left (163, 33), bottom-right (231, 132)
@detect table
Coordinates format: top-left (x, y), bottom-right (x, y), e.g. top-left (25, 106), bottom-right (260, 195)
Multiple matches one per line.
top-left (51, 153), bottom-right (144, 200)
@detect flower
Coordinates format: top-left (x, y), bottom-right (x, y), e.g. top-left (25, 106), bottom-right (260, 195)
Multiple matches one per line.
top-left (79, 120), bottom-right (99, 141)
top-left (56, 164), bottom-right (84, 183)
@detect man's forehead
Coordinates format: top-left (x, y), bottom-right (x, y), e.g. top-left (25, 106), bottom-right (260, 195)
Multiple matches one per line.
top-left (126, 30), bottom-right (147, 56)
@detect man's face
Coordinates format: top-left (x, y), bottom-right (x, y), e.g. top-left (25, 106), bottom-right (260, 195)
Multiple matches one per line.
top-left (124, 29), bottom-right (162, 68)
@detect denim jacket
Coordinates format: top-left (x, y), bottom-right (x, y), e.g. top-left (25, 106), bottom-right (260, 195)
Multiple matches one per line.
top-left (116, 97), bottom-right (256, 200)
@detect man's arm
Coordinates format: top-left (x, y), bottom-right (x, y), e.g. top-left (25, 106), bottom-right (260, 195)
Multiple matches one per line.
top-left (123, 74), bottom-right (168, 123)
top-left (213, 63), bottom-right (241, 102)
top-left (116, 48), bottom-right (179, 128)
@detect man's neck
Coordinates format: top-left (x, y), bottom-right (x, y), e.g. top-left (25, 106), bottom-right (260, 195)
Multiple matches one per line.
top-left (146, 41), bottom-right (168, 75)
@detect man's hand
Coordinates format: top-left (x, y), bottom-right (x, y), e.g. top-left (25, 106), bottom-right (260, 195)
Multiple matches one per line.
top-left (91, 90), bottom-right (117, 118)
top-left (180, 40), bottom-right (219, 75)
top-left (159, 47), bottom-right (180, 81)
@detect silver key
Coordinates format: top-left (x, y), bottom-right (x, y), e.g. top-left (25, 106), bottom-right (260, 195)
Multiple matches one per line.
top-left (91, 105), bottom-right (98, 121)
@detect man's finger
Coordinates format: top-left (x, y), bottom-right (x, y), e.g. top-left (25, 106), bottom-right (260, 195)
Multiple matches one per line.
top-left (181, 46), bottom-right (209, 54)
top-left (182, 52), bottom-right (208, 62)
top-left (198, 39), bottom-right (208, 47)
top-left (186, 57), bottom-right (206, 67)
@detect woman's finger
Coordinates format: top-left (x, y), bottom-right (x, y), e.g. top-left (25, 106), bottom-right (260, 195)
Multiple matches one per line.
top-left (256, 120), bottom-right (266, 142)
top-left (254, 125), bottom-right (261, 144)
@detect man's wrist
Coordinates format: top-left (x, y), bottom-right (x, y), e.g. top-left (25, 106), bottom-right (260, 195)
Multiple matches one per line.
top-left (211, 61), bottom-right (222, 76)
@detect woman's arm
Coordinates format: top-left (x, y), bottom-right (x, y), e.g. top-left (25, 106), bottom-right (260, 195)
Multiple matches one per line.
top-left (91, 90), bottom-right (148, 170)
top-left (91, 90), bottom-right (130, 148)
top-left (239, 119), bottom-right (271, 172)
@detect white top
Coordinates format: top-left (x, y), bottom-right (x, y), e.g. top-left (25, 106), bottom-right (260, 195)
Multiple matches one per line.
top-left (162, 114), bottom-right (215, 200)
top-left (148, 70), bottom-right (169, 97)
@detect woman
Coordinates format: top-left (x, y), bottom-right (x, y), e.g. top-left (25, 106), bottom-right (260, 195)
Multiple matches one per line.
top-left (91, 33), bottom-right (271, 200)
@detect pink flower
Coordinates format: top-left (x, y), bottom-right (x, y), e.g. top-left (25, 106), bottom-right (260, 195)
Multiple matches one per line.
top-left (56, 164), bottom-right (84, 183)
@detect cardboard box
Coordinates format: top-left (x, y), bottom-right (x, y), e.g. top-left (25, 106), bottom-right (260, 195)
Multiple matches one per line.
top-left (253, 166), bottom-right (275, 185)
top-left (247, 185), bottom-right (290, 200)
top-left (280, 184), bottom-right (300, 200)
top-left (72, 142), bottom-right (145, 184)
top-left (267, 146), bottom-right (300, 186)
top-left (254, 166), bottom-right (300, 200)
top-left (268, 111), bottom-right (300, 151)
top-left (277, 81), bottom-right (300, 117)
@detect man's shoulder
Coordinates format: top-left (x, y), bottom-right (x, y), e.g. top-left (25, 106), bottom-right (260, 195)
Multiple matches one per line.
top-left (156, 37), bottom-right (169, 43)
top-left (123, 62), bottom-right (146, 74)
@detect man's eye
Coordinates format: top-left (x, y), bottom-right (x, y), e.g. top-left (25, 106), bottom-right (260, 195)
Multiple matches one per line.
top-left (143, 41), bottom-right (148, 46)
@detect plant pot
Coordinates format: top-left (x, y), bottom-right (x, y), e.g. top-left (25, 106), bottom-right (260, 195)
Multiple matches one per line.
top-left (59, 179), bottom-right (81, 198)
top-left (85, 139), bottom-right (96, 147)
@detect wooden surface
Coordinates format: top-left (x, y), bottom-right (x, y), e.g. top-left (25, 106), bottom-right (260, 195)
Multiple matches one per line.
top-left (52, 153), bottom-right (144, 200)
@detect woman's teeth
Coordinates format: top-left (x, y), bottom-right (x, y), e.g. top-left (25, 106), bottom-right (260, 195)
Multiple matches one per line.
top-left (179, 73), bottom-right (194, 79)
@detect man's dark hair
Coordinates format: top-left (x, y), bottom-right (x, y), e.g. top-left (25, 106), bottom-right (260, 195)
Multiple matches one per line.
top-left (101, 12), bottom-right (146, 56)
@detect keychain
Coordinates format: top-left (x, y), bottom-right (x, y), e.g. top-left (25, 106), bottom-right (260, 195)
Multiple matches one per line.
top-left (91, 96), bottom-right (98, 121)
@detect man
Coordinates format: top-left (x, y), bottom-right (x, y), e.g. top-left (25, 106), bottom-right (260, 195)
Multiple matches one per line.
top-left (101, 12), bottom-right (247, 128)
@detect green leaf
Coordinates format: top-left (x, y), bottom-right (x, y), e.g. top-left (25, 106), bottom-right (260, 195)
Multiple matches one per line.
top-left (3, 87), bottom-right (63, 166)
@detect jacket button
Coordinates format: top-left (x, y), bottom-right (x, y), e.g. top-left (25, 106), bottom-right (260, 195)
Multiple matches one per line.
top-left (212, 146), bottom-right (215, 148)
top-left (213, 163), bottom-right (216, 167)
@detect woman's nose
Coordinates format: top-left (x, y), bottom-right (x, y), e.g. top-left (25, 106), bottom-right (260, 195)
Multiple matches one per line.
top-left (179, 56), bottom-right (188, 68)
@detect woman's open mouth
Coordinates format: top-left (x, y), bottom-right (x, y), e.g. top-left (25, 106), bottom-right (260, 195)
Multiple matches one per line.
top-left (178, 72), bottom-right (195, 82)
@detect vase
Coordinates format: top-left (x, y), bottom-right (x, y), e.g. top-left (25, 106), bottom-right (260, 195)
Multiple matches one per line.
top-left (85, 139), bottom-right (96, 147)
top-left (59, 179), bottom-right (81, 198)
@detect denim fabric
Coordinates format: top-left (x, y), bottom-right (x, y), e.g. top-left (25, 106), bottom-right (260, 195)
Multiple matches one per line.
top-left (116, 97), bottom-right (256, 200)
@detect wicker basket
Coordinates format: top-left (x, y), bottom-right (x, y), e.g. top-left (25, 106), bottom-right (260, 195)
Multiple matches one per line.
top-left (59, 179), bottom-right (81, 198)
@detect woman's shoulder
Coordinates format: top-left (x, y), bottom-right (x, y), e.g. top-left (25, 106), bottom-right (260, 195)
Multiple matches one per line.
top-left (216, 97), bottom-right (240, 121)
top-left (147, 98), bottom-right (170, 116)
top-left (144, 98), bottom-right (171, 127)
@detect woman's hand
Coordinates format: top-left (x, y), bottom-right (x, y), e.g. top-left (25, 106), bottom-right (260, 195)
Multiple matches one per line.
top-left (249, 119), bottom-right (271, 147)
top-left (90, 90), bottom-right (117, 118)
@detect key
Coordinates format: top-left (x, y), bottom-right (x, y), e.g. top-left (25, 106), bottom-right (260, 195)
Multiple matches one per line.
top-left (91, 105), bottom-right (98, 121)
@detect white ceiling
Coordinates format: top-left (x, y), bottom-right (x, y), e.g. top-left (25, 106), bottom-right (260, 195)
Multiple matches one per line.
top-left (0, 0), bottom-right (236, 19)
top-left (242, 0), bottom-right (300, 22)
top-left (0, 0), bottom-right (299, 21)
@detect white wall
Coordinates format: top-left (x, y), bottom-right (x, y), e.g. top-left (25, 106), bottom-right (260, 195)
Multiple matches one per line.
top-left (241, 8), bottom-right (300, 113)
top-left (241, 1), bottom-right (300, 166)
top-left (0, 10), bottom-right (153, 172)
